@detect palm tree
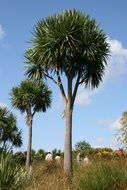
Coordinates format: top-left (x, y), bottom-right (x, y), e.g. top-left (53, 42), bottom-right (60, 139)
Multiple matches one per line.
top-left (0, 107), bottom-right (22, 152)
top-left (10, 80), bottom-right (52, 169)
top-left (25, 9), bottom-right (110, 175)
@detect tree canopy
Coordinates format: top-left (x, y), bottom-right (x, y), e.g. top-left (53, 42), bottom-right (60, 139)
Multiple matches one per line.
top-left (10, 79), bottom-right (52, 115)
top-left (75, 140), bottom-right (91, 152)
top-left (0, 107), bottom-right (22, 152)
top-left (25, 9), bottom-right (110, 89)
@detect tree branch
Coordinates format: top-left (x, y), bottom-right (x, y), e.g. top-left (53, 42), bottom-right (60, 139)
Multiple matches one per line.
top-left (32, 110), bottom-right (36, 117)
top-left (56, 70), bottom-right (67, 104)
top-left (79, 78), bottom-right (85, 85)
top-left (72, 74), bottom-right (80, 105)
top-left (44, 73), bottom-right (58, 85)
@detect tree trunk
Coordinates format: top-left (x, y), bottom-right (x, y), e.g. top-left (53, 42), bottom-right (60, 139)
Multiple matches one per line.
top-left (26, 115), bottom-right (33, 169)
top-left (64, 100), bottom-right (73, 176)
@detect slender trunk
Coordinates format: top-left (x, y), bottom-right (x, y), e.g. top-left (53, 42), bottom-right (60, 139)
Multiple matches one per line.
top-left (64, 102), bottom-right (73, 176)
top-left (26, 115), bottom-right (33, 170)
top-left (64, 78), bottom-right (73, 176)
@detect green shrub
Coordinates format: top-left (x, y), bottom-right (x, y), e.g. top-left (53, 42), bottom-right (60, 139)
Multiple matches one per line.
top-left (0, 154), bottom-right (28, 190)
top-left (76, 160), bottom-right (127, 190)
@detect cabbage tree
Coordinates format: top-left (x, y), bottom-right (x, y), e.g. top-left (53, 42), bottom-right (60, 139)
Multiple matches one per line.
top-left (0, 107), bottom-right (22, 153)
top-left (10, 80), bottom-right (52, 169)
top-left (25, 10), bottom-right (110, 175)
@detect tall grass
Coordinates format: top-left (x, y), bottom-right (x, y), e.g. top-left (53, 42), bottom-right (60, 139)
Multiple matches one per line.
top-left (0, 153), bottom-right (28, 190)
top-left (24, 160), bottom-right (74, 190)
top-left (1, 157), bottom-right (127, 190)
top-left (24, 159), bottom-right (127, 190)
top-left (75, 159), bottom-right (127, 190)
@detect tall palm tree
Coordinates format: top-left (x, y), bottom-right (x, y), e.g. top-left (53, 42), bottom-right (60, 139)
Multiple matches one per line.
top-left (0, 107), bottom-right (22, 152)
top-left (25, 9), bottom-right (110, 175)
top-left (10, 80), bottom-right (52, 169)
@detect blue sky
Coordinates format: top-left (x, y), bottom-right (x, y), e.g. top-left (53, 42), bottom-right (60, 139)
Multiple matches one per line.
top-left (0, 0), bottom-right (127, 152)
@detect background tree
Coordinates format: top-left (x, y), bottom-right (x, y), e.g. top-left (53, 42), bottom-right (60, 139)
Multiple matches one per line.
top-left (75, 140), bottom-right (91, 152)
top-left (34, 149), bottom-right (46, 160)
top-left (52, 148), bottom-right (62, 159)
top-left (0, 107), bottom-right (22, 153)
top-left (119, 112), bottom-right (127, 149)
top-left (73, 140), bottom-right (92, 160)
top-left (25, 9), bottom-right (110, 175)
top-left (13, 151), bottom-right (26, 165)
top-left (10, 80), bottom-right (52, 169)
top-left (37, 149), bottom-right (45, 156)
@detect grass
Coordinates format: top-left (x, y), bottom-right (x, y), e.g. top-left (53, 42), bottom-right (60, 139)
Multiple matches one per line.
top-left (23, 158), bottom-right (127, 190)
top-left (24, 160), bottom-right (74, 190)
top-left (1, 156), bottom-right (127, 190)
top-left (75, 159), bottom-right (127, 190)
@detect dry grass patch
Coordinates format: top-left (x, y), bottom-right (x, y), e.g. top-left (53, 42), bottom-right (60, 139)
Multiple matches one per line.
top-left (25, 160), bottom-right (75, 190)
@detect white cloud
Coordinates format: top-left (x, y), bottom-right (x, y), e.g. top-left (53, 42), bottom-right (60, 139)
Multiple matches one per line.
top-left (0, 25), bottom-right (5, 40)
top-left (97, 118), bottom-right (123, 149)
top-left (96, 136), bottom-right (104, 143)
top-left (75, 86), bottom-right (99, 106)
top-left (109, 118), bottom-right (122, 131)
top-left (105, 39), bottom-right (127, 82)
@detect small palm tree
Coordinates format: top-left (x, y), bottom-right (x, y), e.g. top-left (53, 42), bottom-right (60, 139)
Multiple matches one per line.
top-left (25, 9), bottom-right (110, 175)
top-left (0, 107), bottom-right (22, 152)
top-left (10, 80), bottom-right (52, 169)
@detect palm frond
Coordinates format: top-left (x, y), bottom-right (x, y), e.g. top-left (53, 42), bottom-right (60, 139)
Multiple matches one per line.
top-left (25, 9), bottom-right (110, 88)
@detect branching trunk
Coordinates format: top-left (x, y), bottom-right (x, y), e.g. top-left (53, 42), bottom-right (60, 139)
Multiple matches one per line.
top-left (26, 115), bottom-right (33, 170)
top-left (56, 73), bottom-right (79, 176)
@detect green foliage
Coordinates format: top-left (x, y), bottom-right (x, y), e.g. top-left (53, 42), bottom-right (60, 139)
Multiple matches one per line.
top-left (10, 80), bottom-right (52, 114)
top-left (25, 9), bottom-right (110, 88)
top-left (33, 149), bottom-right (46, 160)
top-left (75, 140), bottom-right (91, 152)
top-left (37, 149), bottom-right (45, 155)
top-left (76, 160), bottom-right (127, 190)
top-left (0, 107), bottom-right (22, 153)
top-left (13, 152), bottom-right (26, 165)
top-left (0, 154), bottom-right (28, 190)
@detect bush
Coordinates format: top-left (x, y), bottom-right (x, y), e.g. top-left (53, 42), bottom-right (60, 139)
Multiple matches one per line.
top-left (13, 151), bottom-right (26, 165)
top-left (0, 153), bottom-right (28, 190)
